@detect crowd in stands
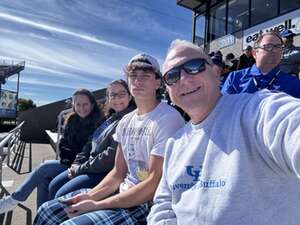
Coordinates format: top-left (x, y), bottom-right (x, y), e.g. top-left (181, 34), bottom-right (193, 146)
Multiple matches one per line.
top-left (209, 29), bottom-right (300, 89)
top-left (0, 29), bottom-right (300, 225)
top-left (222, 31), bottom-right (300, 98)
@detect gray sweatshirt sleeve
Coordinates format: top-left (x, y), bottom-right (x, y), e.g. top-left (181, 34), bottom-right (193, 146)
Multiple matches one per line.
top-left (147, 141), bottom-right (177, 225)
top-left (247, 91), bottom-right (300, 177)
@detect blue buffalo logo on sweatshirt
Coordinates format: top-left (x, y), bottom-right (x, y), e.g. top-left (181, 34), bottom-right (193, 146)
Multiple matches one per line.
top-left (186, 165), bottom-right (202, 181)
top-left (171, 165), bottom-right (226, 191)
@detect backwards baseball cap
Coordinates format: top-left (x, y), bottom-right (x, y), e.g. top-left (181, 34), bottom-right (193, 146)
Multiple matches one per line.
top-left (128, 53), bottom-right (161, 74)
top-left (280, 29), bottom-right (295, 38)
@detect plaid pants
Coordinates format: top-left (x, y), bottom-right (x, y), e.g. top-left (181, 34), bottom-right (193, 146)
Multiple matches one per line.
top-left (33, 189), bottom-right (150, 225)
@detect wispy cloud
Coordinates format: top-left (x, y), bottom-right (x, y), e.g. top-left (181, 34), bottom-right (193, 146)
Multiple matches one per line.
top-left (0, 0), bottom-right (191, 106)
top-left (9, 76), bottom-right (104, 90)
top-left (0, 36), bottom-right (126, 78)
top-left (0, 12), bottom-right (135, 51)
top-left (26, 64), bottom-right (85, 79)
top-left (0, 27), bottom-right (50, 40)
top-left (77, 0), bottom-right (191, 40)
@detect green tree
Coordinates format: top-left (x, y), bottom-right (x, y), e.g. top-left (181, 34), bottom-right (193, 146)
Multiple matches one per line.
top-left (18, 98), bottom-right (36, 112)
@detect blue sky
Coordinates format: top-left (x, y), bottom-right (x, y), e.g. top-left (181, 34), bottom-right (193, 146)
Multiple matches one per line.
top-left (0, 0), bottom-right (193, 106)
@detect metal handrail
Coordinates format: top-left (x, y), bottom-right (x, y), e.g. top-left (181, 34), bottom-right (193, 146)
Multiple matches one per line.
top-left (0, 121), bottom-right (24, 185)
top-left (0, 122), bottom-right (24, 146)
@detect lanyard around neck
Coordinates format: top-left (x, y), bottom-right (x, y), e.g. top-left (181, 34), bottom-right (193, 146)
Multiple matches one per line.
top-left (253, 70), bottom-right (281, 91)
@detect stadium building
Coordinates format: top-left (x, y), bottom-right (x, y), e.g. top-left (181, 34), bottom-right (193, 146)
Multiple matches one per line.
top-left (177, 0), bottom-right (300, 56)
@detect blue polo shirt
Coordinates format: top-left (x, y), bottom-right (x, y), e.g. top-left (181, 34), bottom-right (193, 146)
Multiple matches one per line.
top-left (221, 64), bottom-right (300, 98)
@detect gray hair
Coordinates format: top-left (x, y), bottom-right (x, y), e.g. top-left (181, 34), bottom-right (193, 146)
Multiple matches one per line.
top-left (165, 39), bottom-right (213, 65)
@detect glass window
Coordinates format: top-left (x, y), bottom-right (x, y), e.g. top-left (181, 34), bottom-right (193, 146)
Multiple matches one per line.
top-left (280, 0), bottom-right (300, 14)
top-left (209, 3), bottom-right (226, 41)
top-left (251, 0), bottom-right (278, 26)
top-left (195, 15), bottom-right (205, 46)
top-left (227, 0), bottom-right (249, 33)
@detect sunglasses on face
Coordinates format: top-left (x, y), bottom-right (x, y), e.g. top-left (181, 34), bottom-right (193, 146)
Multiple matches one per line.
top-left (163, 58), bottom-right (209, 86)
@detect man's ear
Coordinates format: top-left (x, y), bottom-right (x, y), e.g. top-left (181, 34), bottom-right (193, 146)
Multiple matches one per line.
top-left (252, 48), bottom-right (258, 60)
top-left (128, 94), bottom-right (132, 101)
top-left (156, 78), bottom-right (162, 90)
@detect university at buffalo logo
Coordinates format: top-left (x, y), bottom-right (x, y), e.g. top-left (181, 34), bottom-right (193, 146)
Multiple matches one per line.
top-left (186, 165), bottom-right (202, 181)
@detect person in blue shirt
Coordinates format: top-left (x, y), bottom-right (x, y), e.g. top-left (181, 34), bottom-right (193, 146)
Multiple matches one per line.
top-left (279, 29), bottom-right (300, 79)
top-left (222, 31), bottom-right (300, 98)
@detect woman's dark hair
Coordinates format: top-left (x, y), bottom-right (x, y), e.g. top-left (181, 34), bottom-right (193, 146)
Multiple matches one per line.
top-left (103, 79), bottom-right (135, 117)
top-left (65, 88), bottom-right (101, 125)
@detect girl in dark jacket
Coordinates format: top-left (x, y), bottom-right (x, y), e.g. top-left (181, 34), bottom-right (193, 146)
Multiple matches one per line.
top-left (0, 89), bottom-right (100, 213)
top-left (48, 79), bottom-right (135, 199)
top-left (59, 90), bottom-right (101, 166)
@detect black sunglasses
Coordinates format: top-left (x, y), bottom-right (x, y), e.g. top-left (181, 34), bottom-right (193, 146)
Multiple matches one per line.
top-left (163, 58), bottom-right (209, 86)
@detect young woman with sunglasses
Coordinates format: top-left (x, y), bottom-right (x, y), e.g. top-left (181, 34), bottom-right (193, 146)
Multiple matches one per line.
top-left (0, 89), bottom-right (101, 213)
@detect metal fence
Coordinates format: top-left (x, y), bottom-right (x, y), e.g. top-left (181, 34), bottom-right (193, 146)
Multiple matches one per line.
top-left (0, 121), bottom-right (25, 190)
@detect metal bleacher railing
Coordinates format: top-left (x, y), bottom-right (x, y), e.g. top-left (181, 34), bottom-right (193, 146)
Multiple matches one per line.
top-left (0, 121), bottom-right (25, 193)
top-left (0, 121), bottom-right (32, 225)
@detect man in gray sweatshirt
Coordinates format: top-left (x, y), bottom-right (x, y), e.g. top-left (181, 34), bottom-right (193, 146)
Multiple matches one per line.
top-left (147, 39), bottom-right (300, 225)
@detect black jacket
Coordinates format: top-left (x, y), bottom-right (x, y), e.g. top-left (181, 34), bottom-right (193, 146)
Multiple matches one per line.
top-left (59, 111), bottom-right (100, 166)
top-left (237, 54), bottom-right (255, 70)
top-left (72, 106), bottom-right (135, 175)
